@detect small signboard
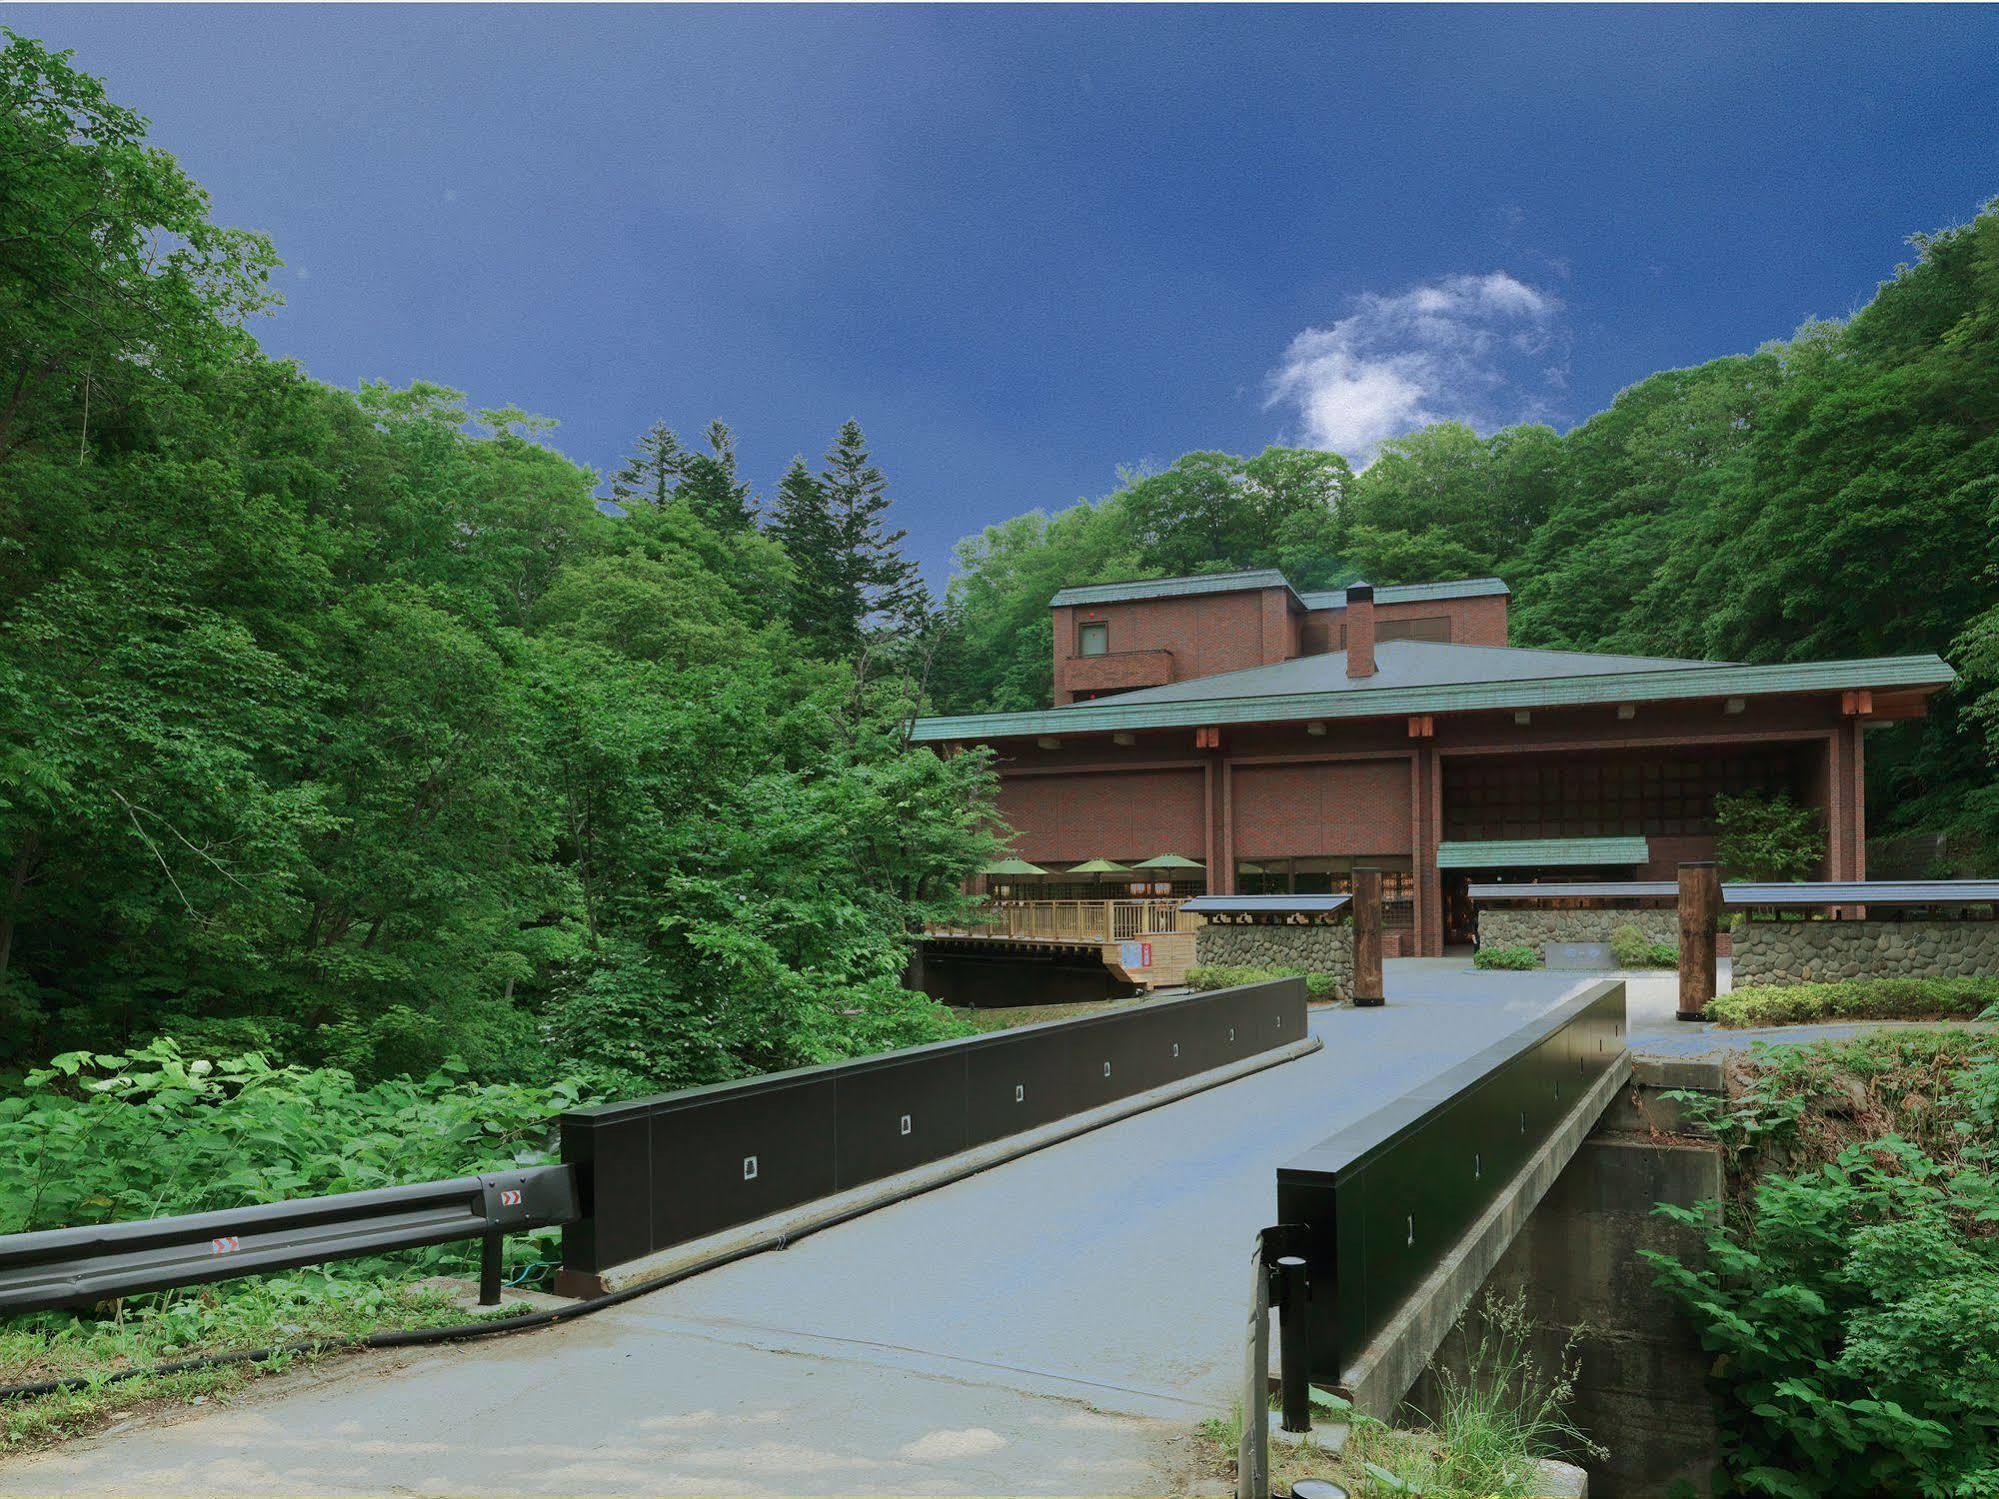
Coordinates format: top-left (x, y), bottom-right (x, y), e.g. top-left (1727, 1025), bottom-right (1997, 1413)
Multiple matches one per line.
top-left (1119, 940), bottom-right (1144, 970)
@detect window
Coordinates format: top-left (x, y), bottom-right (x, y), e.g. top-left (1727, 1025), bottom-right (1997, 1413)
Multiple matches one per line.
top-left (1078, 621), bottom-right (1109, 656)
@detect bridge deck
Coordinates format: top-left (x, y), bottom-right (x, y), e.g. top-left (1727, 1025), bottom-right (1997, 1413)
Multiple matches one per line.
top-left (0, 963), bottom-right (1600, 1498)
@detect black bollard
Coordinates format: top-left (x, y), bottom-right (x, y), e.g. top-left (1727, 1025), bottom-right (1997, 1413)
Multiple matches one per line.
top-left (1273, 1253), bottom-right (1312, 1434)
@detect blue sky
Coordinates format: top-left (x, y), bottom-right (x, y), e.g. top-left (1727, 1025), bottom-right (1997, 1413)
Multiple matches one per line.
top-left (15, 4), bottom-right (1999, 581)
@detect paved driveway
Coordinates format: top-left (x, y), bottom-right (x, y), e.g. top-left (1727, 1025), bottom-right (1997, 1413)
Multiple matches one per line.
top-left (1, 962), bottom-right (1592, 1498)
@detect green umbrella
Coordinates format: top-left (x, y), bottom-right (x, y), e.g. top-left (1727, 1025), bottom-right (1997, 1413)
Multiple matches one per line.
top-left (1068, 857), bottom-right (1133, 875)
top-left (981, 856), bottom-right (1048, 876)
top-left (1236, 862), bottom-right (1266, 876)
top-left (1133, 853), bottom-right (1205, 871)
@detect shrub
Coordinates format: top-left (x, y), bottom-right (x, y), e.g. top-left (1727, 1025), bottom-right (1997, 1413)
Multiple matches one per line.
top-left (1714, 789), bottom-right (1826, 882)
top-left (1474, 945), bottom-right (1541, 971)
top-left (1187, 965), bottom-right (1341, 1002)
top-left (0, 1039), bottom-right (583, 1242)
top-left (1708, 975), bottom-right (1999, 1028)
top-left (1645, 1033), bottom-right (1999, 1496)
top-left (1609, 923), bottom-right (1678, 969)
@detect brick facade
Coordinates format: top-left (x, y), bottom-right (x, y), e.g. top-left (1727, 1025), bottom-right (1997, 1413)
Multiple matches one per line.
top-left (1052, 582), bottom-right (1509, 705)
top-left (989, 697), bottom-right (1874, 957)
top-left (957, 572), bottom-right (1925, 959)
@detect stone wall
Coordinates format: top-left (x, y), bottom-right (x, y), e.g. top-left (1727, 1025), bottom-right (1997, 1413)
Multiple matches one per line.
top-left (1732, 918), bottom-right (1999, 987)
top-left (1478, 907), bottom-right (1677, 952)
top-left (1193, 921), bottom-right (1352, 1002)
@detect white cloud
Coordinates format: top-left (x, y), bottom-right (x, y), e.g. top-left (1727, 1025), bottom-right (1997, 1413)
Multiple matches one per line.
top-left (1266, 271), bottom-right (1568, 463)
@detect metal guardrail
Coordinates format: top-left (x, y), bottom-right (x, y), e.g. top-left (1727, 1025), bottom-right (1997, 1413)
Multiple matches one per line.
top-left (0, 1165), bottom-right (577, 1316)
top-left (558, 978), bottom-right (1308, 1289)
top-left (1276, 979), bottom-right (1626, 1383)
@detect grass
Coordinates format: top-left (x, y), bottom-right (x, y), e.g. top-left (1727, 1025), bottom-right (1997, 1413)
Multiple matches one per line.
top-left (1706, 975), bottom-right (1999, 1028)
top-left (1474, 944), bottom-right (1542, 971)
top-left (0, 1270), bottom-right (539, 1452)
top-left (1194, 1294), bottom-right (1599, 1498)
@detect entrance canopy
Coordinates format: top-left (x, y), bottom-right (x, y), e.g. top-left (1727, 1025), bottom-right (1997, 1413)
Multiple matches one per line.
top-left (1436, 836), bottom-right (1649, 870)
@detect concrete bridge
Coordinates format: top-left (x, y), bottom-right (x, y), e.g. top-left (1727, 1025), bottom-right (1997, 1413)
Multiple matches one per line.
top-left (0, 964), bottom-right (1723, 1498)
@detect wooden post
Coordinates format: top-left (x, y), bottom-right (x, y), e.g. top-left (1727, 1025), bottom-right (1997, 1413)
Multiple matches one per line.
top-left (1677, 860), bottom-right (1719, 1022)
top-left (1353, 866), bottom-right (1385, 1008)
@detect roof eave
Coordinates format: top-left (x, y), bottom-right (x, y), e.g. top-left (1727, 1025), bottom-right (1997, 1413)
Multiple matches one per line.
top-left (910, 654), bottom-right (1956, 744)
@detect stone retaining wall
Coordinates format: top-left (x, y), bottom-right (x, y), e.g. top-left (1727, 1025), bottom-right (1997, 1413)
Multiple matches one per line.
top-left (1194, 922), bottom-right (1352, 1002)
top-left (1477, 908), bottom-right (1677, 953)
top-left (1732, 918), bottom-right (1999, 986)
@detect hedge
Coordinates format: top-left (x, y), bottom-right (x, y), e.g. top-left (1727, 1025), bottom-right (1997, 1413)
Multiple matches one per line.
top-left (1473, 945), bottom-right (1541, 971)
top-left (1707, 976), bottom-right (1999, 1028)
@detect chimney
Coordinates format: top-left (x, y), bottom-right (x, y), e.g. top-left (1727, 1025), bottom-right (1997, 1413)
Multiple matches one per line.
top-left (1345, 583), bottom-right (1376, 679)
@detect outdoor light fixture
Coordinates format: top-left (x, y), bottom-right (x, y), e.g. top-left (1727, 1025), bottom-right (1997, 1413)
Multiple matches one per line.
top-left (1617, 702), bottom-right (1637, 719)
top-left (1036, 735), bottom-right (1062, 749)
top-left (1113, 731), bottom-right (1136, 746)
top-left (1305, 720), bottom-right (1327, 736)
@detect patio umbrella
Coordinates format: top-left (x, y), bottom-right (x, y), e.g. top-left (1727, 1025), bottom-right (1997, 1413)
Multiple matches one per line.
top-left (981, 857), bottom-right (1049, 876)
top-left (1067, 858), bottom-right (1132, 875)
top-left (1132, 853), bottom-right (1205, 871)
top-left (1236, 862), bottom-right (1266, 876)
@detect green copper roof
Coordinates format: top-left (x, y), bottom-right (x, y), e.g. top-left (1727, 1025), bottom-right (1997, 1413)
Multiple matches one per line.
top-left (1437, 837), bottom-right (1650, 869)
top-left (1049, 570), bottom-right (1300, 610)
top-left (1295, 578), bottom-right (1509, 609)
top-left (1047, 571), bottom-right (1511, 612)
top-left (910, 648), bottom-right (1954, 743)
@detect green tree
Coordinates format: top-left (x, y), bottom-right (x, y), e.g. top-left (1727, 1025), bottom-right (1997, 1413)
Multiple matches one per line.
top-left (675, 419), bottom-right (756, 532)
top-left (820, 419), bottom-right (928, 646)
top-left (766, 455), bottom-right (848, 655)
top-left (607, 421), bottom-right (683, 510)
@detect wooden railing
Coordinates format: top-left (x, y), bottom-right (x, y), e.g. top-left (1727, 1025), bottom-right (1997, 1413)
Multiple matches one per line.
top-left (927, 899), bottom-right (1202, 945)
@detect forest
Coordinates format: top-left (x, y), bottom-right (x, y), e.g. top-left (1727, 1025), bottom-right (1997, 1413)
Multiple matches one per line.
top-left (0, 34), bottom-right (995, 1096)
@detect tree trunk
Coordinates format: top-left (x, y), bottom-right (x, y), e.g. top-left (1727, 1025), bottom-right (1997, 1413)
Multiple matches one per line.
top-left (0, 830), bottom-right (41, 981)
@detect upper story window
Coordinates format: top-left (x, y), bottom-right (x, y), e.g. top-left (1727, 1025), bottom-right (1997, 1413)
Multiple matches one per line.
top-left (1077, 621), bottom-right (1109, 657)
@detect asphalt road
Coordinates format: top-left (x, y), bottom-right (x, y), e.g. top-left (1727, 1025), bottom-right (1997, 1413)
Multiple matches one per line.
top-left (0, 962), bottom-right (1593, 1498)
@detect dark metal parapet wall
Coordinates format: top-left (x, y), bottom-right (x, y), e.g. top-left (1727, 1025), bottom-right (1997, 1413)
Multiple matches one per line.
top-left (1276, 979), bottom-right (1627, 1383)
top-left (559, 978), bottom-right (1309, 1285)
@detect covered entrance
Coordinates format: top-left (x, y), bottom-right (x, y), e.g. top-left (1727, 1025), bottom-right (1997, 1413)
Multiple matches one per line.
top-left (1436, 837), bottom-right (1649, 947)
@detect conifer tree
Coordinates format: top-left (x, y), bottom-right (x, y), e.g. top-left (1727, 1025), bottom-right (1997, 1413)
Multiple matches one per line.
top-left (608, 422), bottom-right (683, 508)
top-left (767, 456), bottom-right (848, 654)
top-left (675, 420), bottom-right (756, 531)
top-left (820, 419), bottom-right (928, 643)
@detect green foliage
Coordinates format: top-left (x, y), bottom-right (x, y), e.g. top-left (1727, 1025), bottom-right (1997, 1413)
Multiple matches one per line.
top-left (1715, 791), bottom-right (1828, 882)
top-left (1645, 1033), bottom-right (1999, 1496)
top-left (1186, 964), bottom-right (1340, 1001)
top-left (1610, 923), bottom-right (1678, 969)
top-left (1474, 945), bottom-right (1542, 971)
top-left (0, 37), bottom-right (991, 1090)
top-left (1708, 975), bottom-right (1999, 1029)
top-left (0, 1039), bottom-right (576, 1238)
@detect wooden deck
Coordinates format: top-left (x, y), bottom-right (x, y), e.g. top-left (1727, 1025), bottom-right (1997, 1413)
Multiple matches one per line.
top-left (924, 901), bottom-right (1203, 989)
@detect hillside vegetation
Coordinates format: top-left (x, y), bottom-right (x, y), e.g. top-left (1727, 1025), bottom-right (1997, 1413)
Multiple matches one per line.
top-left (0, 33), bottom-right (994, 1092)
